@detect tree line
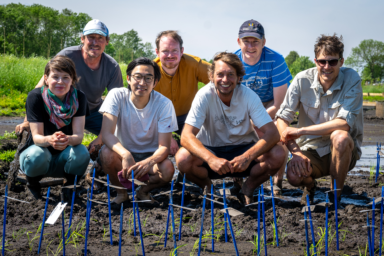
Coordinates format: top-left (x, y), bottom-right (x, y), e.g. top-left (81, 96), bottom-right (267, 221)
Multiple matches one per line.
top-left (0, 3), bottom-right (155, 61)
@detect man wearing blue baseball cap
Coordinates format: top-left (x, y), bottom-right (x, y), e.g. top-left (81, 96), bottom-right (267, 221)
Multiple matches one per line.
top-left (16, 19), bottom-right (123, 154)
top-left (234, 20), bottom-right (292, 195)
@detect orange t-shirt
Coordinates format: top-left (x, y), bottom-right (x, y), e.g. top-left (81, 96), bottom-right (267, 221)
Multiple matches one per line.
top-left (154, 54), bottom-right (211, 117)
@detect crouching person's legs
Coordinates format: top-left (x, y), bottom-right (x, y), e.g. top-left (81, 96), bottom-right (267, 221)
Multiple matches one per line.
top-left (176, 147), bottom-right (211, 189)
top-left (19, 145), bottom-right (52, 199)
top-left (242, 144), bottom-right (286, 204)
top-left (99, 145), bottom-right (128, 204)
top-left (329, 130), bottom-right (357, 201)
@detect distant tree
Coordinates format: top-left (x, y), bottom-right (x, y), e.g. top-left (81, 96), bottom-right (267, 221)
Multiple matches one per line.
top-left (289, 56), bottom-right (316, 78)
top-left (285, 51), bottom-right (299, 68)
top-left (345, 39), bottom-right (384, 82)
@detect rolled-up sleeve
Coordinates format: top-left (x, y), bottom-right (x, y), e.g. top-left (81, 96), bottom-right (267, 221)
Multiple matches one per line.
top-left (337, 80), bottom-right (363, 129)
top-left (276, 76), bottom-right (301, 124)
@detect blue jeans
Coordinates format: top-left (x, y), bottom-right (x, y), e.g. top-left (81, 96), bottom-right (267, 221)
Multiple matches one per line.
top-left (20, 145), bottom-right (90, 178)
top-left (85, 107), bottom-right (103, 135)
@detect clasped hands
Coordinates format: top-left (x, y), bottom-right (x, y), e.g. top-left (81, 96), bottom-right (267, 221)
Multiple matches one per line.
top-left (208, 154), bottom-right (251, 175)
top-left (48, 131), bottom-right (69, 150)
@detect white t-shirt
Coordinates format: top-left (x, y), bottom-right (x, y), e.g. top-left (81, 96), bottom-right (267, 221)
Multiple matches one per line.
top-left (185, 82), bottom-right (272, 147)
top-left (99, 88), bottom-right (178, 153)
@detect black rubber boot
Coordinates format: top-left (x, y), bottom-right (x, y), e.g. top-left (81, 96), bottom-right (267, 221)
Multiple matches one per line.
top-left (62, 173), bottom-right (77, 202)
top-left (26, 175), bottom-right (43, 200)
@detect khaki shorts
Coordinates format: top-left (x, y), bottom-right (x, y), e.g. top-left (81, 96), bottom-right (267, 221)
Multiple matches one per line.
top-left (301, 145), bottom-right (359, 179)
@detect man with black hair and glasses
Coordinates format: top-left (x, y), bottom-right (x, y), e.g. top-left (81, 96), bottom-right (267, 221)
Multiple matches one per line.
top-left (276, 34), bottom-right (363, 208)
top-left (98, 57), bottom-right (178, 204)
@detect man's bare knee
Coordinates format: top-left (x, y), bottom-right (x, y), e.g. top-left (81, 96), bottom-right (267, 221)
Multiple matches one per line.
top-left (158, 159), bottom-right (174, 182)
top-left (265, 144), bottom-right (286, 171)
top-left (331, 130), bottom-right (353, 153)
top-left (100, 146), bottom-right (120, 169)
top-left (176, 148), bottom-right (194, 173)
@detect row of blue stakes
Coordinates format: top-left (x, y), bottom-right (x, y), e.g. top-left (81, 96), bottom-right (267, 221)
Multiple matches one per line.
top-left (376, 143), bottom-right (382, 183)
top-left (1, 149), bottom-right (383, 256)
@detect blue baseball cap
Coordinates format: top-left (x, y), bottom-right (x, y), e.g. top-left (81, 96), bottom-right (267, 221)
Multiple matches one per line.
top-left (83, 19), bottom-right (109, 37)
top-left (239, 20), bottom-right (264, 39)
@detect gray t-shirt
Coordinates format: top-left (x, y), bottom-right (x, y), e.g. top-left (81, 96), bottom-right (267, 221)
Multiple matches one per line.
top-left (99, 88), bottom-right (178, 153)
top-left (185, 82), bottom-right (272, 147)
top-left (57, 45), bottom-right (123, 111)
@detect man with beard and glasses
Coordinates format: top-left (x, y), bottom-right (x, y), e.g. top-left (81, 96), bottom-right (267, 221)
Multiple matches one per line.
top-left (154, 30), bottom-right (211, 156)
top-left (176, 52), bottom-right (285, 205)
top-left (16, 19), bottom-right (123, 154)
top-left (276, 34), bottom-right (363, 208)
top-left (234, 20), bottom-right (292, 196)
top-left (15, 19), bottom-right (124, 186)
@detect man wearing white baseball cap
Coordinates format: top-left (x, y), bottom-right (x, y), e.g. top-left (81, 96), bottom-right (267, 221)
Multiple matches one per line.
top-left (16, 19), bottom-right (124, 155)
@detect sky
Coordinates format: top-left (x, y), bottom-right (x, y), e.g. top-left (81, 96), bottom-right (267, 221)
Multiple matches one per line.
top-left (2, 0), bottom-right (384, 62)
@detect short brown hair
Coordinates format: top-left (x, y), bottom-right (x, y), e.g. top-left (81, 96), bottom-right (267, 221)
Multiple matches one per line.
top-left (208, 52), bottom-right (245, 85)
top-left (314, 34), bottom-right (344, 59)
top-left (44, 55), bottom-right (78, 87)
top-left (155, 30), bottom-right (183, 50)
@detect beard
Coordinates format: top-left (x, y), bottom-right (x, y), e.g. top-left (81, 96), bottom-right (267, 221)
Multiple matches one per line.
top-left (162, 58), bottom-right (180, 70)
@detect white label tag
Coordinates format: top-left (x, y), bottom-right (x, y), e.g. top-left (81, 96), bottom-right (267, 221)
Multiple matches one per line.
top-left (220, 207), bottom-right (244, 217)
top-left (219, 188), bottom-right (231, 195)
top-left (46, 202), bottom-right (67, 225)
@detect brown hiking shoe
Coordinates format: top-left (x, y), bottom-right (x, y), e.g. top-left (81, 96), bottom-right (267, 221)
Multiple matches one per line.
top-left (300, 180), bottom-right (317, 206)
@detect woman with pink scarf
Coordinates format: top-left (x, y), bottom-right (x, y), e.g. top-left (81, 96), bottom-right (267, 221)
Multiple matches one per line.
top-left (20, 55), bottom-right (89, 200)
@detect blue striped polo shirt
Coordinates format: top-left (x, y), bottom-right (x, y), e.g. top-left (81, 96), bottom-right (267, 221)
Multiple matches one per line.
top-left (234, 47), bottom-right (292, 102)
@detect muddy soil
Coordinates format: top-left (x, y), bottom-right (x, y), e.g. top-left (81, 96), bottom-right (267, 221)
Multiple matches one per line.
top-left (0, 110), bottom-right (383, 255)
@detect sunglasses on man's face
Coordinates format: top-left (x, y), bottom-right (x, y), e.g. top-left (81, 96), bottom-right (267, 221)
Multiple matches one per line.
top-left (315, 58), bottom-right (341, 67)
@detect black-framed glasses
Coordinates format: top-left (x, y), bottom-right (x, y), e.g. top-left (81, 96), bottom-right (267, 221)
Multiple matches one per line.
top-left (315, 58), bottom-right (341, 67)
top-left (132, 74), bottom-right (154, 83)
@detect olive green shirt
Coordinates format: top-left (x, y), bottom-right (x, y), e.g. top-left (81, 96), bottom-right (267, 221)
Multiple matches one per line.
top-left (276, 67), bottom-right (363, 158)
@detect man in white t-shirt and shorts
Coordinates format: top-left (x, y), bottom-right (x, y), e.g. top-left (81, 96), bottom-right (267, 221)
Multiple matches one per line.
top-left (176, 52), bottom-right (285, 205)
top-left (98, 57), bottom-right (178, 204)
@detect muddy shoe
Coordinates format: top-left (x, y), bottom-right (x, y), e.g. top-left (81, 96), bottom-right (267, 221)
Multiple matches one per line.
top-left (26, 175), bottom-right (43, 200)
top-left (300, 180), bottom-right (317, 206)
top-left (328, 192), bottom-right (344, 210)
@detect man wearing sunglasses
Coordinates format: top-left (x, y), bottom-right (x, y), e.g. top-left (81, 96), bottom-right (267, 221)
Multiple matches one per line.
top-left (98, 57), bottom-right (178, 203)
top-left (276, 34), bottom-right (363, 208)
top-left (234, 20), bottom-right (292, 195)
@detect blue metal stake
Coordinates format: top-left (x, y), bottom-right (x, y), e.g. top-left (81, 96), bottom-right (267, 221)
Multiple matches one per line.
top-left (38, 187), bottom-right (50, 254)
top-left (269, 176), bottom-right (279, 246)
top-left (197, 188), bottom-right (207, 256)
top-left (107, 175), bottom-right (113, 245)
top-left (211, 184), bottom-right (214, 252)
top-left (67, 175), bottom-right (77, 240)
top-left (306, 195), bottom-right (317, 255)
top-left (377, 142), bottom-right (380, 183)
top-left (170, 187), bottom-right (177, 255)
top-left (304, 210), bottom-right (310, 256)
top-left (119, 203), bottom-right (123, 256)
top-left (2, 185), bottom-right (8, 256)
top-left (380, 186), bottom-right (384, 256)
top-left (132, 170), bottom-right (136, 237)
top-left (334, 179), bottom-right (339, 251)
top-left (164, 180), bottom-right (174, 247)
top-left (372, 197), bottom-right (376, 252)
top-left (257, 192), bottom-right (261, 256)
top-left (84, 190), bottom-right (90, 256)
top-left (136, 202), bottom-right (146, 256)
top-left (325, 193), bottom-right (329, 256)
top-left (178, 174), bottom-right (186, 241)
top-left (61, 193), bottom-right (66, 256)
top-left (223, 182), bottom-right (228, 243)
top-left (261, 185), bottom-right (267, 256)
top-left (368, 213), bottom-right (373, 256)
top-left (222, 181), bottom-right (239, 256)
top-left (84, 170), bottom-right (95, 256)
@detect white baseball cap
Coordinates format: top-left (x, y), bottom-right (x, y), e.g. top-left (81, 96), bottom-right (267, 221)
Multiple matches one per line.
top-left (83, 19), bottom-right (109, 37)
